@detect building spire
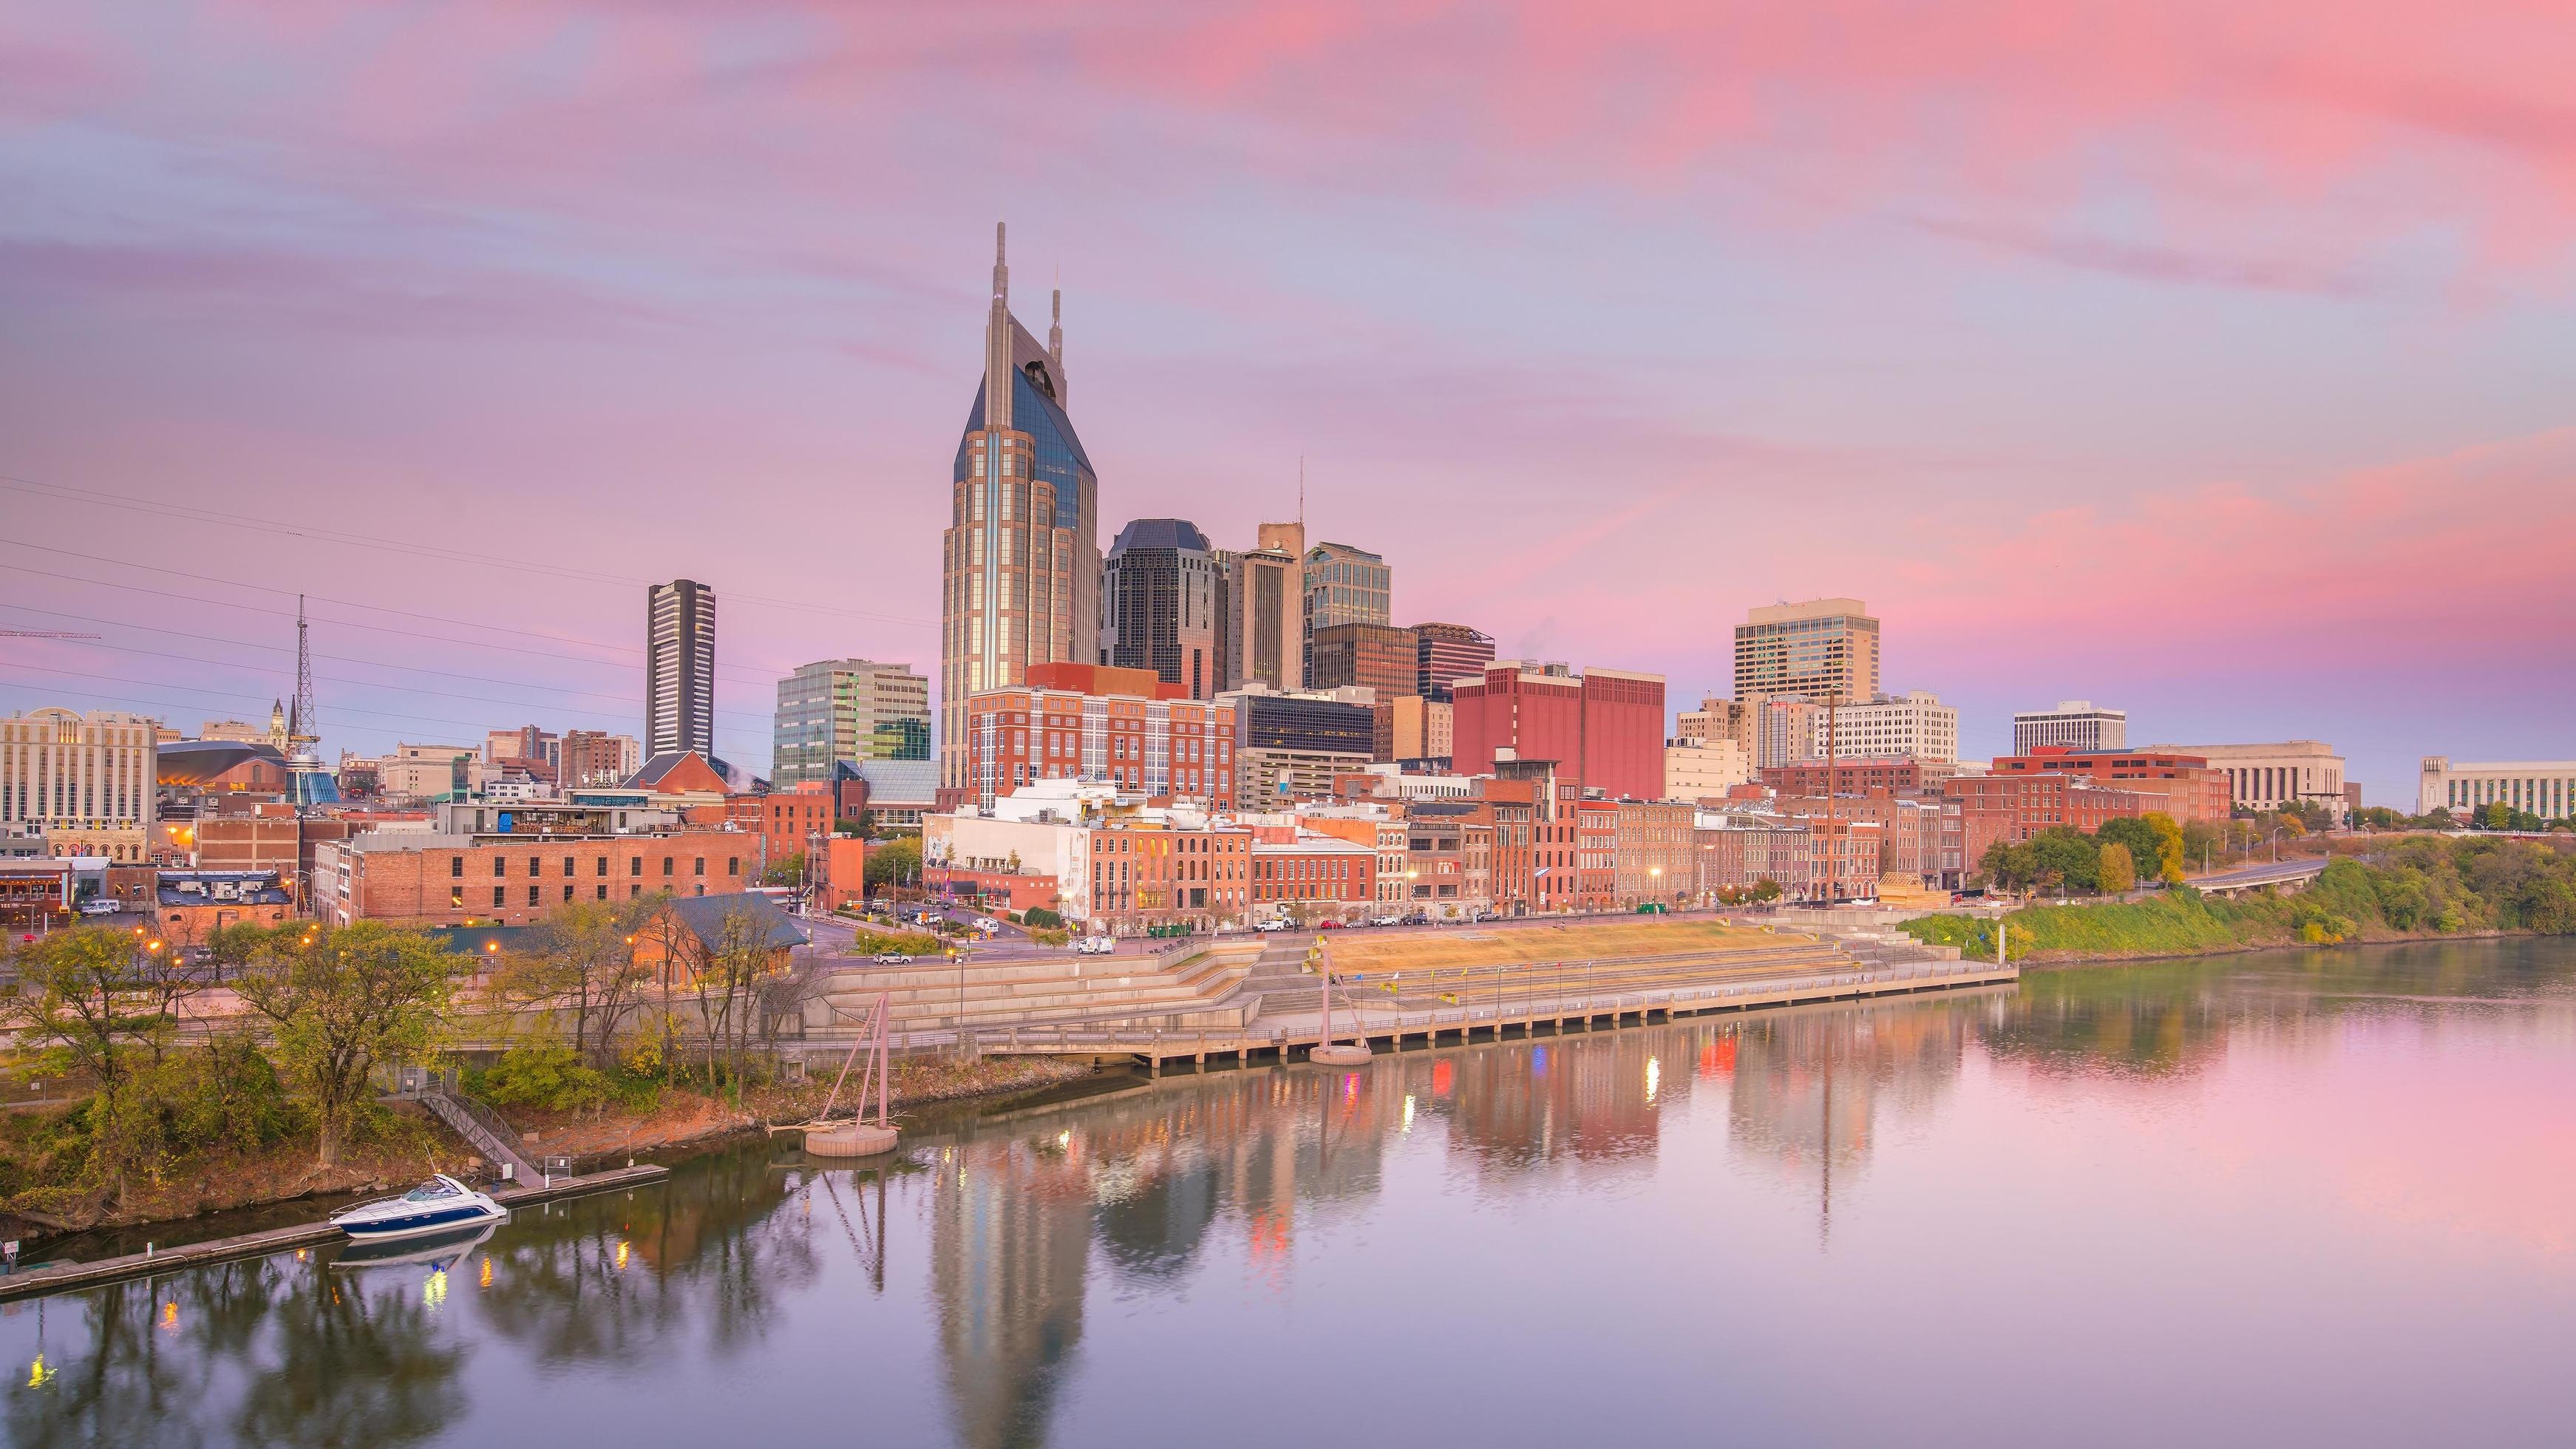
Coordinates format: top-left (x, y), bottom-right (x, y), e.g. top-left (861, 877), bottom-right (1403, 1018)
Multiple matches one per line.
top-left (985, 220), bottom-right (1013, 431)
top-left (1048, 284), bottom-right (1064, 404)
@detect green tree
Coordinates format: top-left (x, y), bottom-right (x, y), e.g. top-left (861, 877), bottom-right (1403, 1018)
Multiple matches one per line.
top-left (2030, 828), bottom-right (2101, 894)
top-left (3, 926), bottom-right (174, 1201)
top-left (497, 897), bottom-right (656, 1066)
top-left (865, 835), bottom-right (921, 889)
top-left (2098, 842), bottom-right (2138, 894)
top-left (1750, 878), bottom-right (1784, 903)
top-left (233, 923), bottom-right (458, 1167)
top-left (760, 852), bottom-right (806, 887)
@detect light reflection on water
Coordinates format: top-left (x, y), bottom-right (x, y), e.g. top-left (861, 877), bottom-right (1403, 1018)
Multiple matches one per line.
top-left (6, 938), bottom-right (2575, 1448)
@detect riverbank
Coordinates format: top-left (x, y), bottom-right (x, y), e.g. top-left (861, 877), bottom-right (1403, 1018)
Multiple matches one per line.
top-left (1, 1052), bottom-right (1095, 1246)
top-left (1900, 841), bottom-right (2574, 965)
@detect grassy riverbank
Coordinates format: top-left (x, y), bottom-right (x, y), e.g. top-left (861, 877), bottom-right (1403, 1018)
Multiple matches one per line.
top-left (1903, 836), bottom-right (2576, 964)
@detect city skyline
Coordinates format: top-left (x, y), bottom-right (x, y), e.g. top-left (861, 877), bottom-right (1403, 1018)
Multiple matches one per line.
top-left (7, 5), bottom-right (2575, 803)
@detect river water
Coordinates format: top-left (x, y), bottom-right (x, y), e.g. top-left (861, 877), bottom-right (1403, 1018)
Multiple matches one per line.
top-left (6, 939), bottom-right (2574, 1448)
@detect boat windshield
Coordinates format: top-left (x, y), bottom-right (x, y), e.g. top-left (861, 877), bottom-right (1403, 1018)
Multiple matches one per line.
top-left (402, 1180), bottom-right (461, 1203)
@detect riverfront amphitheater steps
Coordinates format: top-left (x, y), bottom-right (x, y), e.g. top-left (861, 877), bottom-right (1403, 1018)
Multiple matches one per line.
top-left (807, 940), bottom-right (1265, 1038)
top-left (1268, 935), bottom-right (1876, 1024)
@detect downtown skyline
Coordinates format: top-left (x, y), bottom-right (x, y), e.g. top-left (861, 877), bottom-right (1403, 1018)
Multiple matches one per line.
top-left (5, 3), bottom-right (2575, 803)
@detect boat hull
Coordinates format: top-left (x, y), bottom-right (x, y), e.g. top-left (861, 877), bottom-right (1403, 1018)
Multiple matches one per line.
top-left (333, 1201), bottom-right (508, 1242)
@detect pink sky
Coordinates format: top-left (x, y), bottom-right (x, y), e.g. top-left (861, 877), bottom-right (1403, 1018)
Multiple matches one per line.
top-left (3, 1), bottom-right (2573, 798)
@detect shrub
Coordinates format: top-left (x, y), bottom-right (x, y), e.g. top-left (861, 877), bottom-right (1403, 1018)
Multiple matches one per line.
top-left (847, 929), bottom-right (944, 957)
top-left (478, 1042), bottom-right (612, 1113)
top-left (1022, 906), bottom-right (1064, 929)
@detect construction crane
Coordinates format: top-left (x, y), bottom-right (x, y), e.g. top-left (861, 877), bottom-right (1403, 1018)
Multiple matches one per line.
top-left (0, 630), bottom-right (103, 639)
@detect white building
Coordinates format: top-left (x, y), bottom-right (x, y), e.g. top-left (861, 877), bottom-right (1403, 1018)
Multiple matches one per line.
top-left (1815, 690), bottom-right (1957, 766)
top-left (367, 744), bottom-right (487, 801)
top-left (2147, 740), bottom-right (2347, 821)
top-left (2419, 757), bottom-right (2576, 821)
top-left (0, 708), bottom-right (159, 861)
top-left (2013, 701), bottom-right (2127, 753)
top-left (1665, 739), bottom-right (1752, 799)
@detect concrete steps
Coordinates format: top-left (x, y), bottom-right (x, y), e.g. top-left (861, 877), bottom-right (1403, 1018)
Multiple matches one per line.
top-left (808, 941), bottom-right (1264, 1037)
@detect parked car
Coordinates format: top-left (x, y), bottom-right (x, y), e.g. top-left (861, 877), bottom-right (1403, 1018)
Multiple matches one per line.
top-left (1370, 914), bottom-right (1401, 927)
top-left (76, 900), bottom-right (121, 916)
top-left (1074, 935), bottom-right (1115, 955)
top-left (1317, 919), bottom-right (1342, 930)
top-left (1256, 919), bottom-right (1293, 933)
top-left (871, 951), bottom-right (909, 965)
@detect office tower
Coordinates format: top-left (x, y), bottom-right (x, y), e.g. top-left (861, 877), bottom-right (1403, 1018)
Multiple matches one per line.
top-left (940, 223), bottom-right (1102, 791)
top-left (772, 659), bottom-right (934, 787)
top-left (1220, 521), bottom-right (1304, 693)
top-left (1411, 622), bottom-right (1495, 701)
top-left (2013, 700), bottom-right (2127, 753)
top-left (1733, 597), bottom-right (1880, 704)
top-left (1818, 690), bottom-right (1959, 765)
top-left (1300, 541), bottom-right (1390, 686)
top-left (1308, 622), bottom-right (1418, 699)
top-left (646, 579), bottom-right (716, 759)
top-left (1101, 519), bottom-right (1224, 699)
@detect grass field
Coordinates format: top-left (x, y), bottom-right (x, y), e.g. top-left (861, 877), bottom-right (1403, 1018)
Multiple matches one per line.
top-left (1324, 919), bottom-right (1803, 974)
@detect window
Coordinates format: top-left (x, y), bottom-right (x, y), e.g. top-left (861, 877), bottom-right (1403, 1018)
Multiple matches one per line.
top-left (597, 856), bottom-right (608, 877)
top-left (663, 857), bottom-right (674, 877)
top-left (631, 883), bottom-right (642, 899)
top-left (529, 885), bottom-right (541, 906)
top-left (450, 855), bottom-right (464, 878)
top-left (451, 887), bottom-right (464, 909)
top-left (596, 884), bottom-right (608, 901)
top-left (564, 856), bottom-right (576, 877)
top-left (529, 856), bottom-right (543, 877)
top-left (563, 884), bottom-right (574, 902)
top-left (493, 886), bottom-right (506, 907)
top-left (693, 858), bottom-right (706, 877)
top-left (493, 857), bottom-right (506, 878)
top-left (631, 856), bottom-right (642, 876)
top-left (727, 857), bottom-right (738, 876)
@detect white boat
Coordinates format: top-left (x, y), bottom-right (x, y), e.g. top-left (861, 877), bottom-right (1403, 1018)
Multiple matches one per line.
top-left (328, 1174), bottom-right (509, 1242)
top-left (331, 1219), bottom-right (498, 1269)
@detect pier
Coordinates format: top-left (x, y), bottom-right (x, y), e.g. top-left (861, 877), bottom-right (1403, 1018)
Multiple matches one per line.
top-left (0, 1163), bottom-right (669, 1304)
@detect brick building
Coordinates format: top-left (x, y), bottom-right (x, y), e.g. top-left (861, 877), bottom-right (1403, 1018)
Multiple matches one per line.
top-left (1614, 800), bottom-right (1696, 906)
top-left (1943, 774), bottom-right (2150, 842)
top-left (965, 662), bottom-right (1234, 809)
top-left (314, 829), bottom-right (749, 927)
top-left (1759, 757), bottom-right (1926, 797)
top-left (1452, 661), bottom-right (1665, 804)
top-left (1248, 832), bottom-right (1376, 920)
top-left (1983, 747), bottom-right (2231, 823)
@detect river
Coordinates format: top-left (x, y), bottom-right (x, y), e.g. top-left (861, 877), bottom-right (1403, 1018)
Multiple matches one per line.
top-left (6, 938), bottom-right (2574, 1448)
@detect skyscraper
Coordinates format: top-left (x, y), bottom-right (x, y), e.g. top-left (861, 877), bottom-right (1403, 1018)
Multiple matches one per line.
top-left (1101, 519), bottom-right (1224, 699)
top-left (1300, 541), bottom-right (1390, 686)
top-left (772, 659), bottom-right (934, 787)
top-left (646, 579), bottom-right (716, 759)
top-left (1733, 597), bottom-right (1880, 704)
top-left (940, 223), bottom-right (1101, 791)
top-left (1219, 521), bottom-right (1304, 693)
top-left (1411, 622), bottom-right (1495, 701)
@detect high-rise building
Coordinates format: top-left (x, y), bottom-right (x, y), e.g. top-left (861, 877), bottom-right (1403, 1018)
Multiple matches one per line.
top-left (772, 659), bottom-right (934, 787)
top-left (1817, 690), bottom-right (1959, 767)
top-left (1218, 521), bottom-right (1303, 693)
top-left (963, 662), bottom-right (1234, 810)
top-left (647, 579), bottom-right (716, 759)
top-left (1101, 519), bottom-right (1224, 699)
top-left (1223, 686), bottom-right (1377, 808)
top-left (1733, 597), bottom-right (1880, 703)
top-left (2013, 701), bottom-right (2127, 753)
top-left (1308, 622), bottom-right (1418, 700)
top-left (1301, 542), bottom-right (1390, 686)
top-left (0, 707), bottom-right (159, 861)
top-left (940, 223), bottom-right (1101, 791)
top-left (1754, 696), bottom-right (1824, 769)
top-left (1412, 622), bottom-right (1495, 701)
top-left (1451, 662), bottom-right (1665, 802)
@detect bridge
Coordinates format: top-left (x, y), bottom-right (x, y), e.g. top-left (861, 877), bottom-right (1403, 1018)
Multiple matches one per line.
top-left (2189, 857), bottom-right (2331, 897)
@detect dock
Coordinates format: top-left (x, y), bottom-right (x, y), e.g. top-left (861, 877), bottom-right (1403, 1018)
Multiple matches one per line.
top-left (979, 959), bottom-right (2019, 1067)
top-left (0, 1163), bottom-right (669, 1304)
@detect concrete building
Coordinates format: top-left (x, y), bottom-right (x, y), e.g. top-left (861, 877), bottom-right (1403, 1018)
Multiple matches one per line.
top-left (647, 578), bottom-right (717, 760)
top-left (2013, 701), bottom-right (2127, 754)
top-left (1675, 696), bottom-right (1758, 761)
top-left (2418, 757), bottom-right (2576, 821)
top-left (1219, 522), bottom-right (1305, 694)
top-left (1301, 542), bottom-right (1391, 686)
top-left (367, 743), bottom-right (486, 801)
top-left (1102, 518), bottom-right (1225, 699)
top-left (1733, 598), bottom-right (1880, 704)
top-left (964, 662), bottom-right (1234, 810)
top-left (1819, 690), bottom-right (1958, 767)
top-left (1665, 739), bottom-right (1751, 800)
top-left (1451, 661), bottom-right (1666, 804)
top-left (1388, 695), bottom-right (1453, 764)
top-left (1413, 622), bottom-right (1496, 701)
top-left (1225, 685), bottom-right (1376, 809)
top-left (313, 828), bottom-right (750, 927)
top-left (2146, 740), bottom-right (2348, 821)
top-left (939, 223), bottom-right (1102, 793)
top-left (771, 659), bottom-right (933, 787)
top-left (1, 707), bottom-right (159, 861)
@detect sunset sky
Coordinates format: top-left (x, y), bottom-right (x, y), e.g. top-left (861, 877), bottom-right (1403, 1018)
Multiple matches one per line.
top-left (4, 2), bottom-right (2573, 801)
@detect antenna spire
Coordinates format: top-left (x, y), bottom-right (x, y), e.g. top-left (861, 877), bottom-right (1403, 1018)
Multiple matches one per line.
top-left (288, 594), bottom-right (318, 755)
top-left (1048, 284), bottom-right (1064, 404)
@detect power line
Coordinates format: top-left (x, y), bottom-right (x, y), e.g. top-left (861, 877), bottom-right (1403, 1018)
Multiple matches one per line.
top-left (0, 473), bottom-right (938, 628)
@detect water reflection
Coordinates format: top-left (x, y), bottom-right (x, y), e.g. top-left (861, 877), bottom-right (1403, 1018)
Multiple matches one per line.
top-left (4, 938), bottom-right (2570, 1448)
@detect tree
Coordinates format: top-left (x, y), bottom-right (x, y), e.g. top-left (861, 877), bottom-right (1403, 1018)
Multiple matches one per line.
top-left (2098, 842), bottom-right (2137, 894)
top-left (203, 920), bottom-right (273, 985)
top-left (497, 897), bottom-right (656, 1067)
top-left (865, 835), bottom-right (921, 889)
top-left (2029, 828), bottom-right (2100, 893)
top-left (3, 926), bottom-right (174, 1201)
top-left (1750, 878), bottom-right (1784, 903)
top-left (233, 923), bottom-right (458, 1167)
top-left (760, 852), bottom-right (806, 887)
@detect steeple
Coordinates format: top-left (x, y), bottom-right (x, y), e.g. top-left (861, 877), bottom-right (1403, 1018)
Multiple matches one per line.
top-left (984, 221), bottom-right (1013, 431)
top-left (1048, 286), bottom-right (1064, 404)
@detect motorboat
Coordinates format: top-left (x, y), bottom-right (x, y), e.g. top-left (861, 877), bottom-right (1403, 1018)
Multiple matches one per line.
top-left (328, 1174), bottom-right (509, 1242)
top-left (330, 1219), bottom-right (498, 1269)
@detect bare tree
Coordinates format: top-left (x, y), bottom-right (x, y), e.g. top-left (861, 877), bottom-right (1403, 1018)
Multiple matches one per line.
top-left (497, 897), bottom-right (657, 1065)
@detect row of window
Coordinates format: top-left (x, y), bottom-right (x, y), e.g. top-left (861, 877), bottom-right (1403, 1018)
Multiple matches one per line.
top-left (447, 853), bottom-right (738, 879)
top-left (452, 882), bottom-right (711, 909)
